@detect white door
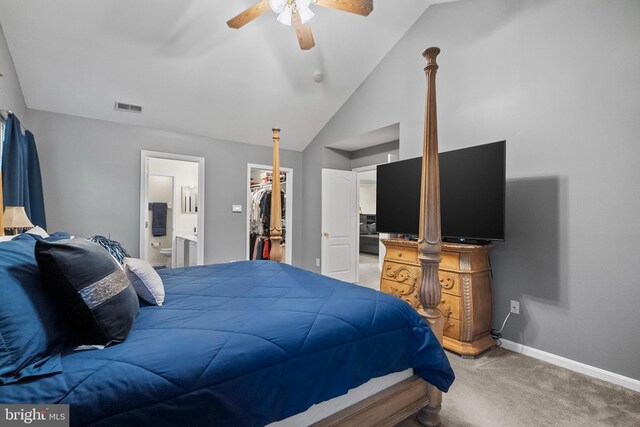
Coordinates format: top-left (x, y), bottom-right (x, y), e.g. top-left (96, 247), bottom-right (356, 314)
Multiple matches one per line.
top-left (321, 169), bottom-right (358, 282)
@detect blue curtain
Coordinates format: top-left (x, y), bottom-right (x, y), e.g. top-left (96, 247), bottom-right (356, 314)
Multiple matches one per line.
top-left (1, 113), bottom-right (47, 229)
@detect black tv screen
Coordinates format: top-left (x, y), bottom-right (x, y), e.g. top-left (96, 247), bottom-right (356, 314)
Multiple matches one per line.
top-left (376, 141), bottom-right (505, 242)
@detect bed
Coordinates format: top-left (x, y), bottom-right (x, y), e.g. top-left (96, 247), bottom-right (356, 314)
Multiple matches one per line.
top-left (1, 47), bottom-right (450, 426)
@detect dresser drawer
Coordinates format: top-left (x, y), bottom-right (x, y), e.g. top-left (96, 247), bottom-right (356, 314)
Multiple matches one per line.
top-left (438, 293), bottom-right (461, 321)
top-left (440, 251), bottom-right (460, 271)
top-left (438, 271), bottom-right (461, 296)
top-left (385, 247), bottom-right (419, 264)
top-left (382, 264), bottom-right (420, 287)
top-left (381, 278), bottom-right (415, 298)
top-left (443, 317), bottom-right (461, 341)
top-left (380, 279), bottom-right (420, 311)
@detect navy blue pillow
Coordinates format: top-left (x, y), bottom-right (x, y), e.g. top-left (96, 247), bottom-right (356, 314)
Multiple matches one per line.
top-left (35, 239), bottom-right (139, 346)
top-left (0, 234), bottom-right (67, 384)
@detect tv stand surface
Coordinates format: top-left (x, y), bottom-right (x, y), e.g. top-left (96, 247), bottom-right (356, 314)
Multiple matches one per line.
top-left (380, 239), bottom-right (494, 356)
top-left (442, 237), bottom-right (491, 246)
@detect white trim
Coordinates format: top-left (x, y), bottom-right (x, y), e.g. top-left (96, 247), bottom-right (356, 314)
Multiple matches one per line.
top-left (353, 164), bottom-right (381, 283)
top-left (140, 150), bottom-right (205, 266)
top-left (246, 163), bottom-right (293, 265)
top-left (501, 339), bottom-right (640, 393)
top-left (352, 163), bottom-right (389, 276)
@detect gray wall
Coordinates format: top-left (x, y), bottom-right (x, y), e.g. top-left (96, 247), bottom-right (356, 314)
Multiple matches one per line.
top-left (301, 0), bottom-right (640, 380)
top-left (28, 110), bottom-right (303, 266)
top-left (0, 23), bottom-right (26, 120)
top-left (300, 140), bottom-right (398, 271)
top-left (301, 141), bottom-right (351, 270)
top-left (350, 140), bottom-right (399, 170)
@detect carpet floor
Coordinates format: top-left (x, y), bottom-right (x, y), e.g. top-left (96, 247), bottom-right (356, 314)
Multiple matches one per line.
top-left (356, 253), bottom-right (381, 291)
top-left (352, 253), bottom-right (640, 426)
top-left (395, 347), bottom-right (640, 427)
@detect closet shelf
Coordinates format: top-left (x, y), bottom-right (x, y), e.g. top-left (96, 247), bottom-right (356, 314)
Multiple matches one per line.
top-left (250, 181), bottom-right (287, 188)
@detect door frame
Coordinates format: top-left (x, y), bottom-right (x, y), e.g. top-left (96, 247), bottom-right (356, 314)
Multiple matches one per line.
top-left (352, 164), bottom-right (379, 280)
top-left (140, 150), bottom-right (205, 266)
top-left (146, 174), bottom-right (177, 267)
top-left (246, 163), bottom-right (293, 264)
top-left (353, 160), bottom-right (396, 274)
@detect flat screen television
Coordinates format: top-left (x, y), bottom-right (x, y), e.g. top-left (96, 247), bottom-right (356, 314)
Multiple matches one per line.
top-left (376, 140), bottom-right (505, 243)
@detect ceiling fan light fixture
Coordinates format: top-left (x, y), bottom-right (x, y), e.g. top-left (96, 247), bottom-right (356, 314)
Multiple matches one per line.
top-left (269, 0), bottom-right (286, 13)
top-left (298, 4), bottom-right (315, 24)
top-left (270, 0), bottom-right (314, 27)
top-left (276, 7), bottom-right (293, 26)
top-left (228, 0), bottom-right (373, 50)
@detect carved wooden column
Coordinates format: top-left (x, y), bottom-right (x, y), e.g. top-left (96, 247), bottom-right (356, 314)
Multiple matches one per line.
top-left (416, 47), bottom-right (443, 427)
top-left (269, 128), bottom-right (284, 262)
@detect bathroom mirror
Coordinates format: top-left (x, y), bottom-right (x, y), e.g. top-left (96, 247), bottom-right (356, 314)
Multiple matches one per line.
top-left (182, 186), bottom-right (198, 213)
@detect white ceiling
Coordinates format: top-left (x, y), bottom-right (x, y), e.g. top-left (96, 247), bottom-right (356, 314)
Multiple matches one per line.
top-left (0, 0), bottom-right (446, 151)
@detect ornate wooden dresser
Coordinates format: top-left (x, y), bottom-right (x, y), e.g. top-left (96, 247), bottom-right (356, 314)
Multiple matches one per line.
top-left (380, 239), bottom-right (495, 356)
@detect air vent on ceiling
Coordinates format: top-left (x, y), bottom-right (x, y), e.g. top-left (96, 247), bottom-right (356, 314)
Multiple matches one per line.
top-left (115, 101), bottom-right (143, 113)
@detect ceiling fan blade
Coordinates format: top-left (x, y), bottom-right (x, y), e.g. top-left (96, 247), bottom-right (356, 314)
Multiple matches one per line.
top-left (227, 0), bottom-right (270, 29)
top-left (313, 0), bottom-right (373, 16)
top-left (292, 10), bottom-right (315, 50)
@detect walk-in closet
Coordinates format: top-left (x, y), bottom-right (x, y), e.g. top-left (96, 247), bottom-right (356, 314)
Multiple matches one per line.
top-left (246, 164), bottom-right (293, 264)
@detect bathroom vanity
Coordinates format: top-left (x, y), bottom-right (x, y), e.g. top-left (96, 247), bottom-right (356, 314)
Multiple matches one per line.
top-left (175, 234), bottom-right (198, 267)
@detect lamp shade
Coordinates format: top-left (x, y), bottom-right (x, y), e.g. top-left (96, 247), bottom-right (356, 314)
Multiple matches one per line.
top-left (3, 206), bottom-right (34, 228)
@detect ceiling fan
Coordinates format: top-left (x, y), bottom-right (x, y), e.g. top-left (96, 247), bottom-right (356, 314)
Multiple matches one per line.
top-left (226, 0), bottom-right (374, 50)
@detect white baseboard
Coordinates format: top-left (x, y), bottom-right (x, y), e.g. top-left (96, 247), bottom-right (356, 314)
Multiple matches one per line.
top-left (500, 339), bottom-right (640, 393)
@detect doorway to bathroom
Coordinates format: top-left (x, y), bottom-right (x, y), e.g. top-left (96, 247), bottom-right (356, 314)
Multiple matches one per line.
top-left (140, 151), bottom-right (205, 268)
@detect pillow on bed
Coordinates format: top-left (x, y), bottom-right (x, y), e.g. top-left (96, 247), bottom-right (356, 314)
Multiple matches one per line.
top-left (124, 258), bottom-right (165, 306)
top-left (35, 239), bottom-right (139, 346)
top-left (89, 235), bottom-right (130, 266)
top-left (26, 226), bottom-right (49, 239)
top-left (0, 234), bottom-right (66, 384)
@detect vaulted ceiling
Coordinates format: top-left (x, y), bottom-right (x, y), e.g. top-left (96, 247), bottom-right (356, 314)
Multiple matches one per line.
top-left (0, 0), bottom-right (450, 151)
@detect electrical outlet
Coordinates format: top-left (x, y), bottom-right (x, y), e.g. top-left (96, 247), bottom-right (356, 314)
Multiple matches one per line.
top-left (316, 258), bottom-right (321, 267)
top-left (510, 300), bottom-right (520, 315)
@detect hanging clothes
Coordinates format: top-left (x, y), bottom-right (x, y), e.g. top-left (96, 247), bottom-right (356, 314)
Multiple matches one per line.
top-left (1, 113), bottom-right (47, 228)
top-left (249, 184), bottom-right (286, 260)
top-left (250, 233), bottom-right (260, 260)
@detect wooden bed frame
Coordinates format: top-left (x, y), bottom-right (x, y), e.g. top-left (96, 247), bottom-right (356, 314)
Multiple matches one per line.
top-left (0, 47), bottom-right (444, 425)
top-left (268, 48), bottom-right (445, 426)
top-left (268, 128), bottom-right (284, 262)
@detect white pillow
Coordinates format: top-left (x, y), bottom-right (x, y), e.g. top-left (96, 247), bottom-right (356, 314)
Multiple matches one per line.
top-left (0, 235), bottom-right (15, 243)
top-left (124, 258), bottom-right (165, 306)
top-left (26, 226), bottom-right (49, 238)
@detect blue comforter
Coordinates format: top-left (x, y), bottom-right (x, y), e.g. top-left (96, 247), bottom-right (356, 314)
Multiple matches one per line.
top-left (2, 261), bottom-right (454, 426)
